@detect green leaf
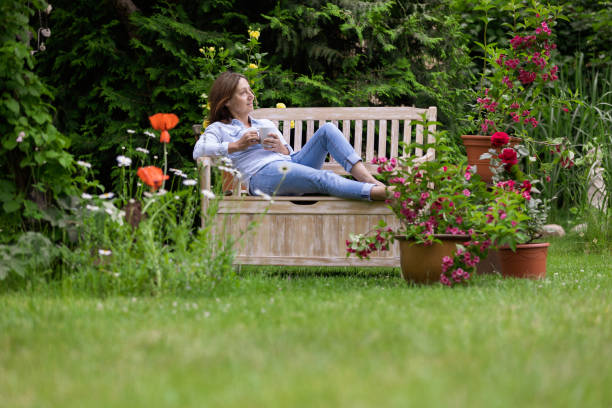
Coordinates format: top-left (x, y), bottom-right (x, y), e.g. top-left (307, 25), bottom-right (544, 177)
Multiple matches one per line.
top-left (4, 98), bottom-right (20, 115)
top-left (3, 199), bottom-right (22, 213)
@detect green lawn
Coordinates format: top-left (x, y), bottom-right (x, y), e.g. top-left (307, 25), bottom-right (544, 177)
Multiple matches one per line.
top-left (1, 239), bottom-right (611, 407)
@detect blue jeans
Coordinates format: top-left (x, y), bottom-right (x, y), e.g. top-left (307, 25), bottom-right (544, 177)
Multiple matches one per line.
top-left (249, 123), bottom-right (374, 200)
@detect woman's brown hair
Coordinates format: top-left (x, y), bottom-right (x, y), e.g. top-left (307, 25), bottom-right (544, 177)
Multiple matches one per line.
top-left (208, 71), bottom-right (249, 124)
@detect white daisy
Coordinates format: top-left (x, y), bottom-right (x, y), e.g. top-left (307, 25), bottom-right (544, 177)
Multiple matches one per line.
top-left (98, 249), bottom-right (112, 256)
top-left (81, 193), bottom-right (93, 200)
top-left (116, 155), bottom-right (132, 167)
top-left (254, 189), bottom-right (272, 201)
top-left (135, 147), bottom-right (149, 154)
top-left (201, 189), bottom-right (216, 199)
top-left (127, 129), bottom-right (136, 134)
top-left (99, 192), bottom-right (115, 199)
top-left (183, 179), bottom-right (197, 186)
top-left (86, 204), bottom-right (100, 211)
top-left (144, 130), bottom-right (156, 138)
top-left (143, 192), bottom-right (153, 198)
top-left (76, 160), bottom-right (92, 168)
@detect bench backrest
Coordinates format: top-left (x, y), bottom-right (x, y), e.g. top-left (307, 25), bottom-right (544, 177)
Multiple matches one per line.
top-left (251, 106), bottom-right (437, 174)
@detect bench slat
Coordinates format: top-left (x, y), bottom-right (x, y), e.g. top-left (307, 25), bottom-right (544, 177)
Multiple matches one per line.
top-left (390, 120), bottom-right (399, 158)
top-left (366, 120), bottom-right (375, 161)
top-left (378, 119), bottom-right (387, 159)
top-left (252, 106), bottom-right (432, 121)
top-left (354, 120), bottom-right (363, 157)
top-left (294, 120), bottom-right (302, 150)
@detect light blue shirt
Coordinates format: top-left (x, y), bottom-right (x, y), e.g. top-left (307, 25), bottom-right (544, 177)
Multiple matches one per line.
top-left (192, 117), bottom-right (293, 189)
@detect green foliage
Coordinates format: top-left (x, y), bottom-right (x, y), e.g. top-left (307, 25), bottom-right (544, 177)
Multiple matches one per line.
top-left (261, 0), bottom-right (476, 131)
top-left (0, 0), bottom-right (75, 231)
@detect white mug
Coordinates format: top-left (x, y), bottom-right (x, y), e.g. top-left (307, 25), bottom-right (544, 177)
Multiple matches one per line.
top-left (257, 127), bottom-right (278, 144)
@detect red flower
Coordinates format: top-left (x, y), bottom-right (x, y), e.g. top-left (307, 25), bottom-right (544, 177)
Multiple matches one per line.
top-left (137, 166), bottom-right (169, 190)
top-left (491, 131), bottom-right (510, 147)
top-left (149, 113), bottom-right (179, 143)
top-left (499, 148), bottom-right (518, 170)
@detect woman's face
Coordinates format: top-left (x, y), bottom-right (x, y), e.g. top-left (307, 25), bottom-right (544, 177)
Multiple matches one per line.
top-left (225, 78), bottom-right (254, 119)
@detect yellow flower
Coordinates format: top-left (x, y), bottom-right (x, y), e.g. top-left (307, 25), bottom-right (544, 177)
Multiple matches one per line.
top-left (248, 63), bottom-right (258, 69)
top-left (276, 102), bottom-right (287, 109)
top-left (290, 120), bottom-right (295, 129)
top-left (248, 29), bottom-right (260, 40)
top-left (206, 102), bottom-right (210, 110)
top-left (208, 46), bottom-right (215, 52)
top-left (199, 48), bottom-right (204, 54)
top-left (202, 119), bottom-right (210, 129)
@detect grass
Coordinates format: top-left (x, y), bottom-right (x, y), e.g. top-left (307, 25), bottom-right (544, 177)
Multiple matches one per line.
top-left (1, 237), bottom-right (611, 407)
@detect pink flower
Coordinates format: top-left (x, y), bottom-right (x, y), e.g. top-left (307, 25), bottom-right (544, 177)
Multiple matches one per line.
top-left (464, 172), bottom-right (471, 181)
top-left (463, 189), bottom-right (471, 197)
top-left (440, 274), bottom-right (451, 286)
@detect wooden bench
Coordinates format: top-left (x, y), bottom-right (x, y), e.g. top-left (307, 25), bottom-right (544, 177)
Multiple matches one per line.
top-left (196, 106), bottom-right (437, 267)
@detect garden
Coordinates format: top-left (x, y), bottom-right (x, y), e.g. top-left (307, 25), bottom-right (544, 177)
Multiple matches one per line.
top-left (1, 0), bottom-right (611, 406)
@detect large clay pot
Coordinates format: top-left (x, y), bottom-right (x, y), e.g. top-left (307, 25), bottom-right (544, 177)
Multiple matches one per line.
top-left (396, 234), bottom-right (469, 284)
top-left (461, 135), bottom-right (520, 184)
top-left (497, 242), bottom-right (550, 279)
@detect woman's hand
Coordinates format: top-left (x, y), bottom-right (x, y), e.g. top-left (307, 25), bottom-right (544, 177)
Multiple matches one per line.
top-left (228, 129), bottom-right (260, 153)
top-left (262, 133), bottom-right (289, 155)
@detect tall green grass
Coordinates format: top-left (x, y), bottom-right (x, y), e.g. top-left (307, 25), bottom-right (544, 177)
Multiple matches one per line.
top-left (537, 53), bottom-right (611, 239)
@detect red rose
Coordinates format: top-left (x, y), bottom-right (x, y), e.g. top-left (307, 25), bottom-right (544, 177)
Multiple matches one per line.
top-left (491, 131), bottom-right (510, 147)
top-left (499, 148), bottom-right (518, 170)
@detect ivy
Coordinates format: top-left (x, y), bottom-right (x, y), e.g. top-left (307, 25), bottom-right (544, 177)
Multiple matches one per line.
top-left (0, 0), bottom-right (75, 233)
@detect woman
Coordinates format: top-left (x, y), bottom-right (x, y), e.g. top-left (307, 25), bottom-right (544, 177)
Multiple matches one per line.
top-left (193, 71), bottom-right (389, 200)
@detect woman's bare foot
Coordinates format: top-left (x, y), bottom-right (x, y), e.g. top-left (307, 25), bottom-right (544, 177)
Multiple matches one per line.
top-left (370, 185), bottom-right (394, 201)
top-left (351, 161), bottom-right (384, 186)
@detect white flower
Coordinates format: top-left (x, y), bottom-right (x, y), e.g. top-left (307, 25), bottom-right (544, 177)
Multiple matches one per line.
top-left (279, 164), bottom-right (290, 174)
top-left (156, 189), bottom-right (167, 196)
top-left (254, 189), bottom-right (272, 201)
top-left (116, 155), bottom-right (132, 167)
top-left (182, 179), bottom-right (197, 186)
top-left (153, 155), bottom-right (158, 160)
top-left (86, 204), bottom-right (100, 211)
top-left (144, 131), bottom-right (156, 138)
top-left (201, 189), bottom-right (216, 199)
top-left (98, 249), bottom-right (112, 256)
top-left (135, 147), bottom-right (149, 154)
top-left (76, 160), bottom-right (92, 169)
top-left (143, 192), bottom-right (153, 198)
top-left (99, 192), bottom-right (115, 199)
top-left (127, 129), bottom-right (135, 134)
top-left (81, 193), bottom-right (93, 200)
top-left (16, 131), bottom-right (25, 143)
top-left (105, 208), bottom-right (114, 216)
top-left (220, 157), bottom-right (233, 166)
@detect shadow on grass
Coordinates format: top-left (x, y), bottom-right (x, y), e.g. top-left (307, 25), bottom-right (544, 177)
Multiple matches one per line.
top-left (236, 264), bottom-right (401, 280)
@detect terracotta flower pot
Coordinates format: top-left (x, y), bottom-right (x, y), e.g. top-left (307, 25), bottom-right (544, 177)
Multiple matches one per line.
top-left (497, 242), bottom-right (550, 279)
top-left (461, 135), bottom-right (520, 183)
top-left (396, 234), bottom-right (469, 284)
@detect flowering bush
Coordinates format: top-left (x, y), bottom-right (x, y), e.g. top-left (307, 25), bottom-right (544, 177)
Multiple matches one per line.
top-left (471, 1), bottom-right (569, 141)
top-left (468, 1), bottom-right (580, 242)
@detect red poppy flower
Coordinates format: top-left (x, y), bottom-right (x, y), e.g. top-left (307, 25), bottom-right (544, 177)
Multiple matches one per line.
top-left (499, 148), bottom-right (518, 170)
top-left (490, 131), bottom-right (510, 147)
top-left (149, 113), bottom-right (179, 143)
top-left (137, 166), bottom-right (169, 190)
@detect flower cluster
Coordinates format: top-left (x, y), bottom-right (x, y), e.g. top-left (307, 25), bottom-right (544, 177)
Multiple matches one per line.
top-left (347, 144), bottom-right (494, 287)
top-left (473, 3), bottom-right (568, 139)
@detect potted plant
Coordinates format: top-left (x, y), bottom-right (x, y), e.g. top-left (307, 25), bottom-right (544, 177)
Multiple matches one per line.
top-left (346, 134), bottom-right (508, 287)
top-left (462, 0), bottom-right (574, 183)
